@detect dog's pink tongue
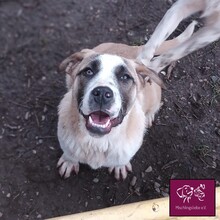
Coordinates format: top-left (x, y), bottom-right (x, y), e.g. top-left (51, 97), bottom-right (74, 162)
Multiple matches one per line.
top-left (91, 111), bottom-right (110, 125)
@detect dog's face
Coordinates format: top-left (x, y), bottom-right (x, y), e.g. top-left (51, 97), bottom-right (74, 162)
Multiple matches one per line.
top-left (60, 50), bottom-right (162, 136)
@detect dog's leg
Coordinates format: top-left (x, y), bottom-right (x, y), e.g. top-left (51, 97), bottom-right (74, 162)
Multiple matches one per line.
top-left (108, 162), bottom-right (132, 180)
top-left (149, 15), bottom-right (220, 72)
top-left (138, 0), bottom-right (205, 65)
top-left (57, 154), bottom-right (80, 178)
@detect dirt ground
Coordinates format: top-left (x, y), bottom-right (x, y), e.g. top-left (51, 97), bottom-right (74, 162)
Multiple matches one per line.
top-left (0, 0), bottom-right (220, 219)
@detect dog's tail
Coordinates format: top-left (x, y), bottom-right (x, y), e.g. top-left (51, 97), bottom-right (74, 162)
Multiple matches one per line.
top-left (138, 0), bottom-right (220, 73)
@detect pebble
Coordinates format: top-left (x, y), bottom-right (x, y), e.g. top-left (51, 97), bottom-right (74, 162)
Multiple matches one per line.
top-left (93, 178), bottom-right (99, 183)
top-left (154, 182), bottom-right (161, 193)
top-left (49, 146), bottom-right (55, 151)
top-left (43, 106), bottom-right (48, 113)
top-left (161, 191), bottom-right (169, 197)
top-left (130, 176), bottom-right (137, 186)
top-left (200, 130), bottom-right (205, 134)
top-left (37, 214), bottom-right (42, 218)
top-left (118, 21), bottom-right (124, 26)
top-left (65, 23), bottom-right (71, 28)
top-left (154, 182), bottom-right (160, 188)
top-left (134, 186), bottom-right (141, 196)
top-left (0, 212), bottom-right (3, 217)
top-left (6, 193), bottom-right (11, 198)
top-left (145, 166), bottom-right (152, 173)
top-left (211, 75), bottom-right (218, 83)
top-left (85, 201), bottom-right (88, 207)
top-left (127, 31), bottom-right (134, 37)
top-left (38, 139), bottom-right (43, 144)
top-left (25, 112), bottom-right (30, 120)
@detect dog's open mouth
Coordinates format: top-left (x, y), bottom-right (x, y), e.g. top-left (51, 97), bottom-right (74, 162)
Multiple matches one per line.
top-left (83, 111), bottom-right (123, 136)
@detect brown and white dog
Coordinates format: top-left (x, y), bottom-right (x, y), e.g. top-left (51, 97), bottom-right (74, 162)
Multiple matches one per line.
top-left (57, 48), bottom-right (163, 180)
top-left (57, 0), bottom-right (220, 180)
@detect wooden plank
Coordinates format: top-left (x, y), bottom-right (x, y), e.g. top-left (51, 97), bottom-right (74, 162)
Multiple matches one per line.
top-left (49, 187), bottom-right (220, 220)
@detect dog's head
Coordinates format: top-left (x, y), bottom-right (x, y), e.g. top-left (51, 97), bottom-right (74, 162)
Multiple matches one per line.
top-left (60, 49), bottom-right (163, 137)
top-left (176, 185), bottom-right (194, 199)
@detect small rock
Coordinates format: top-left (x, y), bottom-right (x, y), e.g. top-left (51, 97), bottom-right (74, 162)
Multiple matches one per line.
top-left (161, 191), bottom-right (169, 197)
top-left (38, 139), bottom-right (43, 144)
top-left (36, 192), bottom-right (39, 196)
top-left (154, 182), bottom-right (161, 193)
top-left (37, 214), bottom-right (42, 218)
top-left (127, 31), bottom-right (134, 37)
top-left (157, 176), bottom-right (162, 181)
top-left (155, 188), bottom-right (160, 193)
top-left (211, 75), bottom-right (219, 83)
top-left (93, 178), bottom-right (99, 183)
top-left (134, 186), bottom-right (141, 196)
top-left (43, 106), bottom-right (48, 113)
top-left (0, 212), bottom-right (3, 218)
top-left (145, 166), bottom-right (153, 173)
top-left (118, 21), bottom-right (124, 26)
top-left (200, 130), bottom-right (205, 134)
top-left (85, 201), bottom-right (88, 207)
top-left (25, 112), bottom-right (30, 120)
top-left (32, 150), bottom-right (37, 154)
top-left (130, 176), bottom-right (137, 186)
top-left (6, 193), bottom-right (11, 198)
top-left (49, 146), bottom-right (55, 151)
top-left (141, 172), bottom-right (145, 178)
top-left (65, 23), bottom-right (71, 28)
top-left (154, 182), bottom-right (160, 188)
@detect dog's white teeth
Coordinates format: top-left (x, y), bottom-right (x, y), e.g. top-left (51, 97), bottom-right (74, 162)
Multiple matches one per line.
top-left (89, 116), bottom-right (110, 129)
top-left (89, 116), bottom-right (93, 125)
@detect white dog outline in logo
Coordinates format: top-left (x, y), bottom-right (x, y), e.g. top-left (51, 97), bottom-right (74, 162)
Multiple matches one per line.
top-left (176, 185), bottom-right (194, 203)
top-left (194, 184), bottom-right (205, 201)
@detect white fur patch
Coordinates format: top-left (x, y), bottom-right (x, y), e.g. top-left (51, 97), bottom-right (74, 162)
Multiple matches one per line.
top-left (80, 54), bottom-right (125, 118)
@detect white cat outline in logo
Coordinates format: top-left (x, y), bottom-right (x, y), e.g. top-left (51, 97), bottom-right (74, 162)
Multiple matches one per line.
top-left (176, 184), bottom-right (205, 203)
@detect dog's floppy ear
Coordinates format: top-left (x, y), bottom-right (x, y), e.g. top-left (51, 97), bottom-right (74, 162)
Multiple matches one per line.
top-left (59, 49), bottom-right (95, 75)
top-left (176, 187), bottom-right (183, 198)
top-left (136, 64), bottom-right (165, 89)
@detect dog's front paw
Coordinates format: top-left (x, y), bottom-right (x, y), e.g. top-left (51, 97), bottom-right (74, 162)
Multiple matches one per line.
top-left (108, 162), bottom-right (132, 180)
top-left (57, 155), bottom-right (79, 179)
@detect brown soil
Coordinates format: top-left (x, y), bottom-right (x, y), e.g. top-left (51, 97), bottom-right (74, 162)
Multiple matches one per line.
top-left (0, 0), bottom-right (219, 219)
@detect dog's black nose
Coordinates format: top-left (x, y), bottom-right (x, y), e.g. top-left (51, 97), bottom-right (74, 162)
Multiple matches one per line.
top-left (92, 86), bottom-right (113, 104)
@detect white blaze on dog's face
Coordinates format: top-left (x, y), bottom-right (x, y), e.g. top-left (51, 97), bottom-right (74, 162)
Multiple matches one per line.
top-left (60, 50), bottom-right (162, 137)
top-left (75, 54), bottom-right (139, 136)
top-left (78, 54), bottom-right (137, 135)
